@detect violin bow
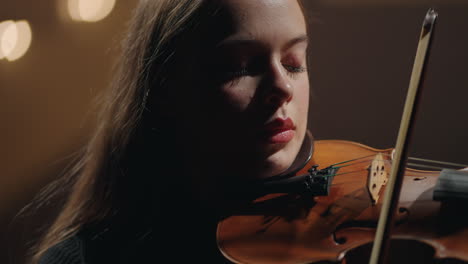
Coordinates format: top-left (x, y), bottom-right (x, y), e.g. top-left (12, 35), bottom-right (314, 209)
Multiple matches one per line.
top-left (369, 9), bottom-right (438, 264)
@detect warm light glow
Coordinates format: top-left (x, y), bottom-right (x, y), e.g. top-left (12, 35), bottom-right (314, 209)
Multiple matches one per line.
top-left (68, 0), bottom-right (116, 22)
top-left (0, 20), bottom-right (16, 59)
top-left (67, 0), bottom-right (81, 21)
top-left (0, 20), bottom-right (32, 61)
top-left (6, 21), bottom-right (32, 61)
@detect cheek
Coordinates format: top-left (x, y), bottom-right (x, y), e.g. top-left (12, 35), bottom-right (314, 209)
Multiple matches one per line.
top-left (219, 78), bottom-right (257, 112)
top-left (295, 78), bottom-right (310, 123)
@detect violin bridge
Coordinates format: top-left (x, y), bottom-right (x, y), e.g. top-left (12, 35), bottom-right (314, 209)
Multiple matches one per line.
top-left (367, 153), bottom-right (388, 204)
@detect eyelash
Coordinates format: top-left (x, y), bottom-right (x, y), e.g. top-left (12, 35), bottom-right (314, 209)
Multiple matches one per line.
top-left (227, 68), bottom-right (250, 79)
top-left (226, 64), bottom-right (307, 80)
top-left (283, 65), bottom-right (307, 78)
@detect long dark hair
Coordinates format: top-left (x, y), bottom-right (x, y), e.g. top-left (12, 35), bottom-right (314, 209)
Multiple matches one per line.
top-left (29, 1), bottom-right (221, 261)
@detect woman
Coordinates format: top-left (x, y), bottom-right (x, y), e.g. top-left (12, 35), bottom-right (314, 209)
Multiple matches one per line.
top-left (34, 0), bottom-right (311, 263)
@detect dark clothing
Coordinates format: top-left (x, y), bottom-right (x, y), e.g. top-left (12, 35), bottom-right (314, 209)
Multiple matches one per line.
top-left (37, 134), bottom-right (235, 263)
top-left (39, 236), bottom-right (84, 264)
top-left (38, 210), bottom-right (231, 264)
top-left (38, 170), bottom-right (232, 264)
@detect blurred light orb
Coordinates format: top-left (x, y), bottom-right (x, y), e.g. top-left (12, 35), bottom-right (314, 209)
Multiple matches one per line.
top-left (0, 20), bottom-right (32, 61)
top-left (0, 20), bottom-right (16, 59)
top-left (68, 0), bottom-right (116, 22)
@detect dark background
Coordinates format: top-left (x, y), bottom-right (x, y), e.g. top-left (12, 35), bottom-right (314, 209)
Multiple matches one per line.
top-left (1, 0), bottom-right (467, 263)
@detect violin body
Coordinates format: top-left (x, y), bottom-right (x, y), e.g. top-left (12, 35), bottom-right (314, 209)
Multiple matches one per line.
top-left (217, 140), bottom-right (468, 264)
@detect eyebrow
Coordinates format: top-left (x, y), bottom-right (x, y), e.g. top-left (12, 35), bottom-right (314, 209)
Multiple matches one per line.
top-left (283, 35), bottom-right (308, 51)
top-left (217, 34), bottom-right (308, 50)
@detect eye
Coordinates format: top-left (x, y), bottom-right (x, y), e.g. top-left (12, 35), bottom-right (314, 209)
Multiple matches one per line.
top-left (283, 64), bottom-right (307, 78)
top-left (222, 60), bottom-right (263, 81)
top-left (225, 68), bottom-right (250, 80)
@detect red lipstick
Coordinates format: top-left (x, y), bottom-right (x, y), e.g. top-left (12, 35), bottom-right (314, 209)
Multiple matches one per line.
top-left (262, 117), bottom-right (295, 143)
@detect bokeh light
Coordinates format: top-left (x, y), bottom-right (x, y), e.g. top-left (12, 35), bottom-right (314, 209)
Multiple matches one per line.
top-left (0, 20), bottom-right (32, 61)
top-left (68, 0), bottom-right (116, 22)
top-left (0, 20), bottom-right (16, 59)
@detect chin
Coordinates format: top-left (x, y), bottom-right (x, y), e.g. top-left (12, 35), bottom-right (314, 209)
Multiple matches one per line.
top-left (256, 135), bottom-right (303, 179)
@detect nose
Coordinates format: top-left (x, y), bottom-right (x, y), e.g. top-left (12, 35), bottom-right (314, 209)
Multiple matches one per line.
top-left (263, 59), bottom-right (293, 107)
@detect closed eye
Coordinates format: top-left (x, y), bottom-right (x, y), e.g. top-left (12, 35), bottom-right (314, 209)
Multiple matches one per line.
top-left (283, 64), bottom-right (307, 78)
top-left (224, 68), bottom-right (250, 80)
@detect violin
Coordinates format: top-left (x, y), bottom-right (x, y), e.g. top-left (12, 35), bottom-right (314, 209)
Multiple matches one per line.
top-left (216, 9), bottom-right (468, 264)
top-left (217, 139), bottom-right (468, 263)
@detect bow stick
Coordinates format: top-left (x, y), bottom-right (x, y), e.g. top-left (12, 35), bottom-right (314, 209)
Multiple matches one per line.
top-left (369, 8), bottom-right (438, 264)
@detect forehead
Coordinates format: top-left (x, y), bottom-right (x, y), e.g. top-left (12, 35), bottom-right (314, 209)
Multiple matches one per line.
top-left (218, 0), bottom-right (306, 40)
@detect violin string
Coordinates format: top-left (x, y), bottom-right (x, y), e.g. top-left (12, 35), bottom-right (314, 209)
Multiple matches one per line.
top-left (378, 153), bottom-right (468, 168)
top-left (407, 157), bottom-right (468, 168)
top-left (322, 160), bottom-right (444, 178)
top-left (325, 161), bottom-right (448, 177)
top-left (324, 162), bottom-right (451, 179)
top-left (406, 162), bottom-right (449, 171)
top-left (326, 169), bottom-right (368, 177)
top-left (326, 153), bottom-right (467, 171)
top-left (335, 158), bottom-right (390, 169)
top-left (331, 180), bottom-right (363, 186)
top-left (335, 160), bottom-right (453, 171)
top-left (329, 154), bottom-right (380, 167)
top-left (342, 158), bottom-right (465, 170)
top-left (330, 158), bottom-right (446, 172)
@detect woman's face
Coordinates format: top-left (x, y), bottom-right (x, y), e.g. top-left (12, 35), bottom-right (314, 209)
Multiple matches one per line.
top-left (176, 0), bottom-right (309, 180)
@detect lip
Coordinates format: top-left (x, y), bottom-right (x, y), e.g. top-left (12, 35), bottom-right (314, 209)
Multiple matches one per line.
top-left (261, 117), bottom-right (296, 143)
